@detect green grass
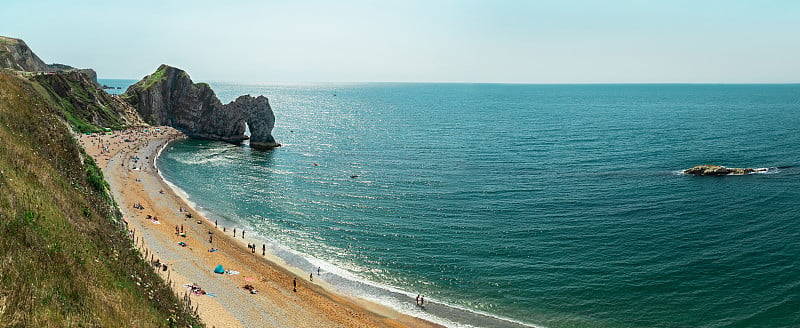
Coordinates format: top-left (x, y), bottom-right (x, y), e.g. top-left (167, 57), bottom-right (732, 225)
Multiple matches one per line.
top-left (0, 71), bottom-right (202, 327)
top-left (0, 37), bottom-right (18, 45)
top-left (140, 66), bottom-right (168, 91)
top-left (32, 73), bottom-right (126, 133)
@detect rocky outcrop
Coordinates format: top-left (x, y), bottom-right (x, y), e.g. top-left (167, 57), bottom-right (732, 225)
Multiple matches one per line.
top-left (122, 65), bottom-right (279, 149)
top-left (1, 36), bottom-right (100, 86)
top-left (683, 165), bottom-right (763, 176)
top-left (33, 70), bottom-right (146, 131)
top-left (0, 36), bottom-right (51, 72)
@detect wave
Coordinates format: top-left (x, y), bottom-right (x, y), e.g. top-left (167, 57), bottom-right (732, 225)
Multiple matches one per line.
top-left (236, 227), bottom-right (541, 328)
top-left (155, 140), bottom-right (539, 328)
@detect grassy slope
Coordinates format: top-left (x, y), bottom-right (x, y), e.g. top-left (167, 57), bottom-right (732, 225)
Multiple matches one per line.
top-left (139, 65), bottom-right (168, 91)
top-left (0, 72), bottom-right (202, 327)
top-left (32, 72), bottom-right (126, 133)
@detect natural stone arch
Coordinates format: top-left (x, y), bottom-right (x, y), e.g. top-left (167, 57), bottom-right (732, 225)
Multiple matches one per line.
top-left (123, 65), bottom-right (280, 149)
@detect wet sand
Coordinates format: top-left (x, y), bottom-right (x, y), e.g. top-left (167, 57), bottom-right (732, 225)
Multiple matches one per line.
top-left (79, 127), bottom-right (440, 328)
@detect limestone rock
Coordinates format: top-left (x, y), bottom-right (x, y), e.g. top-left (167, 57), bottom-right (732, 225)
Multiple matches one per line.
top-left (122, 65), bottom-right (279, 149)
top-left (1, 36), bottom-right (101, 86)
top-left (0, 36), bottom-right (52, 72)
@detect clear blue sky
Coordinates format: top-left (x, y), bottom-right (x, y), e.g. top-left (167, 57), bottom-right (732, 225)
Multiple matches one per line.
top-left (3, 0), bottom-right (799, 83)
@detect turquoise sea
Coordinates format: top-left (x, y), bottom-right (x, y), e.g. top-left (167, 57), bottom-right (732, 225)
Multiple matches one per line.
top-left (102, 80), bottom-right (800, 327)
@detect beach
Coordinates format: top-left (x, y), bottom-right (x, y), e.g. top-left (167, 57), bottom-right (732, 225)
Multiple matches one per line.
top-left (79, 127), bottom-right (440, 328)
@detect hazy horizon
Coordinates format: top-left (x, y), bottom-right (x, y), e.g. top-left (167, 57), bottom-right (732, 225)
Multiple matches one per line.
top-left (4, 0), bottom-right (799, 83)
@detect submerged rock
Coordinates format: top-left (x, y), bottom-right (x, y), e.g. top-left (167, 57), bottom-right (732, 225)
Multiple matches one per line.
top-left (122, 64), bottom-right (279, 149)
top-left (683, 165), bottom-right (756, 176)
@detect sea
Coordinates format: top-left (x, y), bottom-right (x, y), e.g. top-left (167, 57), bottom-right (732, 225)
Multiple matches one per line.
top-left (101, 80), bottom-right (800, 328)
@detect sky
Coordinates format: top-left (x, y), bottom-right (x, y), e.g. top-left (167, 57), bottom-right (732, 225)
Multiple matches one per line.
top-left (2, 0), bottom-right (799, 83)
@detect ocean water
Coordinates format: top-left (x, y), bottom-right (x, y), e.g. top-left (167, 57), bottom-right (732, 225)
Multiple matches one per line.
top-left (119, 80), bottom-right (800, 327)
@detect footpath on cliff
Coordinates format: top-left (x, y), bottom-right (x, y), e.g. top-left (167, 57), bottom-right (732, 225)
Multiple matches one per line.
top-left (80, 127), bottom-right (439, 328)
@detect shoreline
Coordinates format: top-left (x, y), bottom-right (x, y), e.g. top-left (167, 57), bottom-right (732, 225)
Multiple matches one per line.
top-left (154, 139), bottom-right (539, 328)
top-left (82, 127), bottom-right (441, 328)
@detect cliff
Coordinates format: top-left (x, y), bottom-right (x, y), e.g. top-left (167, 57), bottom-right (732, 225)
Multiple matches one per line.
top-left (122, 64), bottom-right (279, 149)
top-left (0, 70), bottom-right (201, 326)
top-left (33, 70), bottom-right (145, 132)
top-left (1, 36), bottom-right (100, 86)
top-left (0, 36), bottom-right (51, 72)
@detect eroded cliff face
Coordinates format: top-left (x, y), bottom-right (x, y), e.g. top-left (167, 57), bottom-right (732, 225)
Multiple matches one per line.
top-left (33, 70), bottom-right (145, 131)
top-left (1, 36), bottom-right (100, 86)
top-left (0, 36), bottom-right (51, 72)
top-left (122, 65), bottom-right (279, 149)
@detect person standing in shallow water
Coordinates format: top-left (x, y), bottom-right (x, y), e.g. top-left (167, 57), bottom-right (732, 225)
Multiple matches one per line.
top-left (310, 273), bottom-right (313, 282)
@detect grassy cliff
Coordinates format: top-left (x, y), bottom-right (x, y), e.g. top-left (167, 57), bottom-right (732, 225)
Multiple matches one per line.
top-left (31, 71), bottom-right (144, 133)
top-left (0, 71), bottom-right (201, 326)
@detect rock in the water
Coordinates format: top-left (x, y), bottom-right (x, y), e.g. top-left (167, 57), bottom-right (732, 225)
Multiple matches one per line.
top-left (122, 64), bottom-right (279, 149)
top-left (683, 165), bottom-right (755, 176)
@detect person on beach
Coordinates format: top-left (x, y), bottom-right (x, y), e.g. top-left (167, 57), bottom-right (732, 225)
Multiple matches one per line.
top-left (233, 228), bottom-right (236, 237)
top-left (209, 235), bottom-right (213, 243)
top-left (310, 273), bottom-right (313, 282)
top-left (215, 220), bottom-right (218, 228)
top-left (262, 244), bottom-right (266, 256)
top-left (242, 230), bottom-right (246, 238)
top-left (293, 277), bottom-right (297, 292)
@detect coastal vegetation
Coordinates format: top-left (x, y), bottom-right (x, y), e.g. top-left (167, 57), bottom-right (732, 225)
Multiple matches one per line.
top-left (0, 65), bottom-right (201, 326)
top-left (32, 72), bottom-right (129, 133)
top-left (139, 64), bottom-right (169, 91)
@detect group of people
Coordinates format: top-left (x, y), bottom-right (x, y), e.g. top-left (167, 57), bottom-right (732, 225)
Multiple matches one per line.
top-left (243, 284), bottom-right (259, 294)
top-left (184, 283), bottom-right (207, 296)
top-left (145, 214), bottom-right (159, 224)
top-left (175, 224), bottom-right (185, 236)
top-left (415, 294), bottom-right (426, 307)
top-left (152, 258), bottom-right (168, 271)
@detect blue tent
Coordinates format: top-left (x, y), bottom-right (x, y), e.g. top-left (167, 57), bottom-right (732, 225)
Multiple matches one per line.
top-left (213, 264), bottom-right (224, 274)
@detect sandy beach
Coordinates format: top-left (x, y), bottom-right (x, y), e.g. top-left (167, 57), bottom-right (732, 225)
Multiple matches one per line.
top-left (79, 127), bottom-right (440, 328)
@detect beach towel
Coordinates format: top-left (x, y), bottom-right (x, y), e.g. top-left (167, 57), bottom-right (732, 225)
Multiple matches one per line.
top-left (214, 264), bottom-right (225, 274)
